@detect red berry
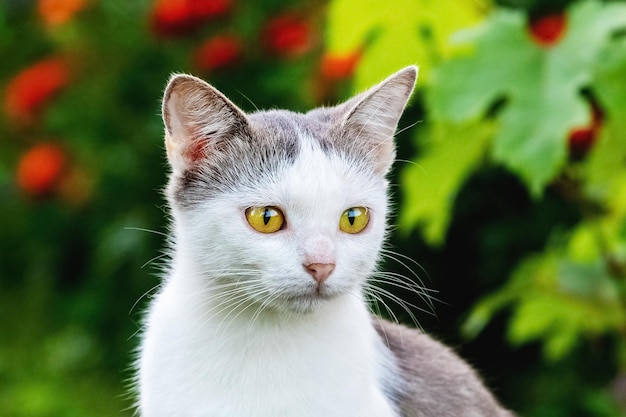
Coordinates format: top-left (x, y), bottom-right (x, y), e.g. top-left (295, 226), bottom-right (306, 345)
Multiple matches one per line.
top-left (17, 143), bottom-right (66, 197)
top-left (568, 101), bottom-right (603, 159)
top-left (151, 0), bottom-right (232, 37)
top-left (4, 57), bottom-right (71, 122)
top-left (320, 51), bottom-right (360, 80)
top-left (38, 0), bottom-right (89, 27)
top-left (194, 35), bottom-right (242, 71)
top-left (262, 13), bottom-right (313, 57)
top-left (568, 127), bottom-right (596, 159)
top-left (529, 13), bottom-right (567, 47)
top-left (151, 0), bottom-right (195, 36)
top-left (191, 0), bottom-right (231, 21)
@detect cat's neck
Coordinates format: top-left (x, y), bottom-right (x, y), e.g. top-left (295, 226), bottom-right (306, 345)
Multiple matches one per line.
top-left (144, 258), bottom-right (399, 417)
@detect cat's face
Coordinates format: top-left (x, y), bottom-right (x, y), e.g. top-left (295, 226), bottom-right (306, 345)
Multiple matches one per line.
top-left (176, 128), bottom-right (389, 314)
top-left (162, 67), bottom-right (417, 314)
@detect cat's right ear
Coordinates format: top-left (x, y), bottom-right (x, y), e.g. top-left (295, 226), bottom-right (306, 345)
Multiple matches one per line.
top-left (162, 74), bottom-right (249, 173)
top-left (339, 66), bottom-right (417, 175)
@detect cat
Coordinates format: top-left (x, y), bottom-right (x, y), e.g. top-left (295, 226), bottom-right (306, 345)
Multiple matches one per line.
top-left (136, 66), bottom-right (515, 417)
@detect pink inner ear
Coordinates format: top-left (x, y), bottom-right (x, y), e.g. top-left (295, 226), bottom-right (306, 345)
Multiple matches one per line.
top-left (185, 138), bottom-right (207, 163)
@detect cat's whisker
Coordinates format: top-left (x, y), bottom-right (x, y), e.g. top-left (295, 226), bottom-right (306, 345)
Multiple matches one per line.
top-left (369, 275), bottom-right (438, 318)
top-left (140, 252), bottom-right (169, 270)
top-left (216, 287), bottom-right (274, 336)
top-left (372, 314), bottom-right (393, 353)
top-left (363, 283), bottom-right (424, 330)
top-left (124, 226), bottom-right (168, 237)
top-left (193, 279), bottom-right (264, 307)
top-left (188, 282), bottom-right (259, 319)
top-left (392, 157), bottom-right (422, 169)
top-left (380, 249), bottom-right (431, 286)
top-left (371, 270), bottom-right (439, 301)
top-left (213, 297), bottom-right (255, 335)
top-left (191, 292), bottom-right (254, 338)
top-left (370, 278), bottom-right (436, 317)
top-left (395, 119), bottom-right (422, 136)
top-left (180, 270), bottom-right (265, 291)
top-left (386, 274), bottom-right (437, 296)
top-left (127, 323), bottom-right (147, 342)
top-left (380, 248), bottom-right (431, 281)
top-left (362, 288), bottom-right (402, 327)
top-left (190, 282), bottom-right (266, 318)
top-left (246, 291), bottom-right (283, 334)
top-left (369, 273), bottom-right (431, 302)
top-left (379, 248), bottom-right (436, 311)
top-left (237, 90), bottom-right (260, 112)
top-left (364, 289), bottom-right (384, 319)
top-left (350, 291), bottom-right (399, 371)
top-left (129, 283), bottom-right (163, 316)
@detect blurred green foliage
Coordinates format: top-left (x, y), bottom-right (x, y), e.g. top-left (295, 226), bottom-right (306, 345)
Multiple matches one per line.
top-left (2, 0), bottom-right (626, 416)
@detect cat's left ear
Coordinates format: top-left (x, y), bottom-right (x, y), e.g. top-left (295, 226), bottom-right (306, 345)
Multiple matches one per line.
top-left (161, 74), bottom-right (249, 173)
top-left (341, 66), bottom-right (417, 175)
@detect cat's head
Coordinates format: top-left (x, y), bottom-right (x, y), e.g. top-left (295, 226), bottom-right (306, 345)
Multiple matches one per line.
top-left (161, 67), bottom-right (417, 314)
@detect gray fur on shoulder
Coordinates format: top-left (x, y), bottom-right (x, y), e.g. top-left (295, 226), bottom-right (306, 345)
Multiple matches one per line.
top-left (373, 319), bottom-right (516, 417)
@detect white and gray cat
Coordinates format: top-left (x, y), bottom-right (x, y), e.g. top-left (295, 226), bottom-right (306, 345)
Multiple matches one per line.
top-left (136, 66), bottom-right (515, 417)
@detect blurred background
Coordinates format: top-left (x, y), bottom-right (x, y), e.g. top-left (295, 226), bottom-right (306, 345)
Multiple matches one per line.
top-left (1, 0), bottom-right (626, 415)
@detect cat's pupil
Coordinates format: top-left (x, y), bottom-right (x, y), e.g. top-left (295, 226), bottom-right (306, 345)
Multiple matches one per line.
top-left (348, 209), bottom-right (356, 226)
top-left (263, 208), bottom-right (271, 225)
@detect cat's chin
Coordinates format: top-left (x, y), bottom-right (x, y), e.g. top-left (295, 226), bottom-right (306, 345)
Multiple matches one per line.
top-left (278, 291), bottom-right (337, 314)
top-left (246, 284), bottom-right (343, 315)
top-left (244, 279), bottom-right (355, 315)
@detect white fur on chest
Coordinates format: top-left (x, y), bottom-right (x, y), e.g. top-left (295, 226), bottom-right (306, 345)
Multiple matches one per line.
top-left (139, 271), bottom-right (397, 417)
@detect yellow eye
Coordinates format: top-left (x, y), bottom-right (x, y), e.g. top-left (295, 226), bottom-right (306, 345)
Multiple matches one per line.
top-left (245, 206), bottom-right (285, 233)
top-left (339, 207), bottom-right (370, 234)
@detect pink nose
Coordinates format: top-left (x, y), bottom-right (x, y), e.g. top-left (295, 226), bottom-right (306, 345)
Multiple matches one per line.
top-left (304, 263), bottom-right (335, 284)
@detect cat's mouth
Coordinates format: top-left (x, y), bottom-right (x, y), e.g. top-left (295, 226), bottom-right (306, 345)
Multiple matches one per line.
top-left (284, 290), bottom-right (330, 302)
top-left (275, 285), bottom-right (344, 313)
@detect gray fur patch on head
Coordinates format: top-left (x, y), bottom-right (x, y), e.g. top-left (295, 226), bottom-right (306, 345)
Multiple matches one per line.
top-left (162, 66), bottom-right (417, 208)
top-left (169, 111), bottom-right (301, 208)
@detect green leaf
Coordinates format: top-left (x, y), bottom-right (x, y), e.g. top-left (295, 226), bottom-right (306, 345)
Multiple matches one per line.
top-left (567, 223), bottom-right (602, 264)
top-left (464, 240), bottom-right (626, 361)
top-left (508, 293), bottom-right (579, 361)
top-left (583, 121), bottom-right (626, 259)
top-left (586, 39), bottom-right (626, 214)
top-left (508, 285), bottom-right (625, 362)
top-left (325, 0), bottom-right (490, 89)
top-left (584, 120), bottom-right (626, 208)
top-left (429, 10), bottom-right (534, 122)
top-left (594, 37), bottom-right (626, 113)
top-left (429, 0), bottom-right (626, 195)
top-left (461, 287), bottom-right (517, 340)
top-left (399, 121), bottom-right (493, 244)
